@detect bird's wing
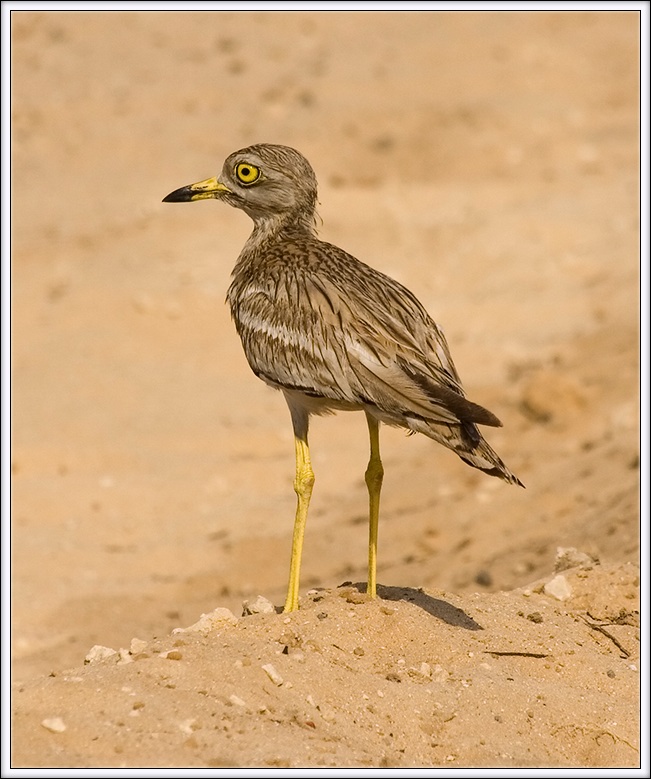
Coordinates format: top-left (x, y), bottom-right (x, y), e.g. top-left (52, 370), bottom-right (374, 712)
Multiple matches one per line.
top-left (231, 248), bottom-right (499, 428)
top-left (306, 270), bottom-right (501, 427)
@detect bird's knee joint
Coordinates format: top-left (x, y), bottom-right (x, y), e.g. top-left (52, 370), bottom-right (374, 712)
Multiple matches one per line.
top-left (365, 459), bottom-right (384, 490)
top-left (294, 468), bottom-right (315, 498)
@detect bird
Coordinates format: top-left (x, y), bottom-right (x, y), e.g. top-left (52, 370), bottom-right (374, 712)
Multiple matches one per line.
top-left (163, 143), bottom-right (523, 612)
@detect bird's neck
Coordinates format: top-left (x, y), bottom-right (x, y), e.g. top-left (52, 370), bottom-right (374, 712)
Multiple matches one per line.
top-left (243, 210), bottom-right (316, 253)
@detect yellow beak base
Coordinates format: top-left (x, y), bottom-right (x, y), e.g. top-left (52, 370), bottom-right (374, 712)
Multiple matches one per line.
top-left (163, 176), bottom-right (231, 203)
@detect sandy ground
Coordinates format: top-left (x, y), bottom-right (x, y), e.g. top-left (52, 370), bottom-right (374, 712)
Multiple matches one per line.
top-left (9, 9), bottom-right (643, 769)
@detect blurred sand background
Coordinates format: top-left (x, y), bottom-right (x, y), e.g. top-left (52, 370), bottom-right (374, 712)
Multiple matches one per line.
top-left (9, 9), bottom-right (642, 768)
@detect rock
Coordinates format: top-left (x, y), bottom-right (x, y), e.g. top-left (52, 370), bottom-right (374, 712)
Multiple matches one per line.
top-left (229, 694), bottom-right (246, 707)
top-left (261, 663), bottom-right (284, 686)
top-left (117, 647), bottom-right (133, 665)
top-left (41, 718), bottom-right (66, 733)
top-left (407, 661), bottom-right (433, 680)
top-left (129, 637), bottom-right (148, 654)
top-left (554, 546), bottom-right (598, 572)
top-left (242, 595), bottom-right (276, 615)
top-left (84, 645), bottom-right (117, 665)
top-left (173, 607), bottom-right (239, 636)
top-left (430, 664), bottom-right (449, 683)
top-left (544, 574), bottom-right (573, 601)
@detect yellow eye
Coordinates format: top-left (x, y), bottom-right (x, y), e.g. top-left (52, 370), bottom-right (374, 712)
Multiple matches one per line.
top-left (235, 162), bottom-right (261, 185)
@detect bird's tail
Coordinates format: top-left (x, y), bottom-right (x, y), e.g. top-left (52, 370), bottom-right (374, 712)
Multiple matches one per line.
top-left (455, 430), bottom-right (525, 487)
top-left (413, 418), bottom-right (524, 487)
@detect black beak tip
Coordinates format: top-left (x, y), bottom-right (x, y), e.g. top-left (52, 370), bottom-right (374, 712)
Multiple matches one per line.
top-left (162, 186), bottom-right (192, 203)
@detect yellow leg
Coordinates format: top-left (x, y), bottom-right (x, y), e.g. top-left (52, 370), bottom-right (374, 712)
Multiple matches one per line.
top-left (365, 413), bottom-right (384, 598)
top-left (283, 409), bottom-right (315, 612)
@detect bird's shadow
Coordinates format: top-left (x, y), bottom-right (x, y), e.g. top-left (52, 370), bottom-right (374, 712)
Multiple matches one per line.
top-left (344, 582), bottom-right (484, 631)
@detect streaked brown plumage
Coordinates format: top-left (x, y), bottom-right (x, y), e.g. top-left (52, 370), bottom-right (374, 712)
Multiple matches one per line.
top-left (163, 143), bottom-right (523, 611)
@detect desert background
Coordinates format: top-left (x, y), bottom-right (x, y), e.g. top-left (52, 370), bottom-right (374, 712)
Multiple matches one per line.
top-left (9, 8), bottom-right (643, 770)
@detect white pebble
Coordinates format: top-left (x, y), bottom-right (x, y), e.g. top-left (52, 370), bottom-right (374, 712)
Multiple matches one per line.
top-left (544, 574), bottom-right (573, 601)
top-left (130, 638), bottom-right (148, 654)
top-left (84, 645), bottom-right (117, 665)
top-left (242, 595), bottom-right (276, 615)
top-left (229, 694), bottom-right (247, 707)
top-left (431, 664), bottom-right (449, 683)
top-left (117, 647), bottom-right (133, 665)
top-left (261, 663), bottom-right (284, 686)
top-left (41, 718), bottom-right (66, 734)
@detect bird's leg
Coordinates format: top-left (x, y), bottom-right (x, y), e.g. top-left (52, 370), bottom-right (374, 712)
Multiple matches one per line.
top-left (364, 412), bottom-right (384, 598)
top-left (284, 405), bottom-right (314, 612)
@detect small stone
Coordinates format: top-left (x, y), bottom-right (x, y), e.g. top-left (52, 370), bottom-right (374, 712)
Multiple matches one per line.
top-left (353, 647), bottom-right (365, 656)
top-left (130, 638), bottom-right (148, 655)
top-left (544, 574), bottom-right (573, 601)
top-left (173, 607), bottom-right (239, 636)
top-left (242, 595), bottom-right (276, 615)
top-left (84, 645), bottom-right (117, 665)
top-left (407, 663), bottom-right (432, 680)
top-left (318, 704), bottom-right (337, 723)
top-left (261, 663), bottom-right (284, 686)
top-left (229, 694), bottom-right (246, 707)
top-left (430, 664), bottom-right (449, 683)
top-left (344, 589), bottom-right (368, 605)
top-left (555, 547), bottom-right (598, 572)
top-left (527, 612), bottom-right (544, 624)
top-left (41, 717), bottom-right (66, 733)
top-left (606, 669), bottom-right (616, 679)
top-left (163, 650), bottom-right (183, 661)
top-left (117, 647), bottom-right (133, 665)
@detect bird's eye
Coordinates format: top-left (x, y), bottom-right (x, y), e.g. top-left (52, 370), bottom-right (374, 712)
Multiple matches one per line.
top-left (235, 163), bottom-right (261, 186)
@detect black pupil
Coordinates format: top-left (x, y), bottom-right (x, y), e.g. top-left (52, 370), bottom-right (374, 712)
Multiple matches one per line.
top-left (241, 167), bottom-right (250, 177)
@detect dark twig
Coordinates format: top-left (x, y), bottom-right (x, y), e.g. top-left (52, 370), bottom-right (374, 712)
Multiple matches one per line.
top-left (581, 614), bottom-right (630, 658)
top-left (484, 651), bottom-right (549, 658)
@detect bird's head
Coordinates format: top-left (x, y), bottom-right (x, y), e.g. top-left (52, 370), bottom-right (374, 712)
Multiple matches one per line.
top-left (163, 143), bottom-right (319, 233)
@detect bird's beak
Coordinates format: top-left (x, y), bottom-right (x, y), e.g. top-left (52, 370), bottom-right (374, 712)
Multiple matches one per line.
top-left (162, 176), bottom-right (231, 203)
